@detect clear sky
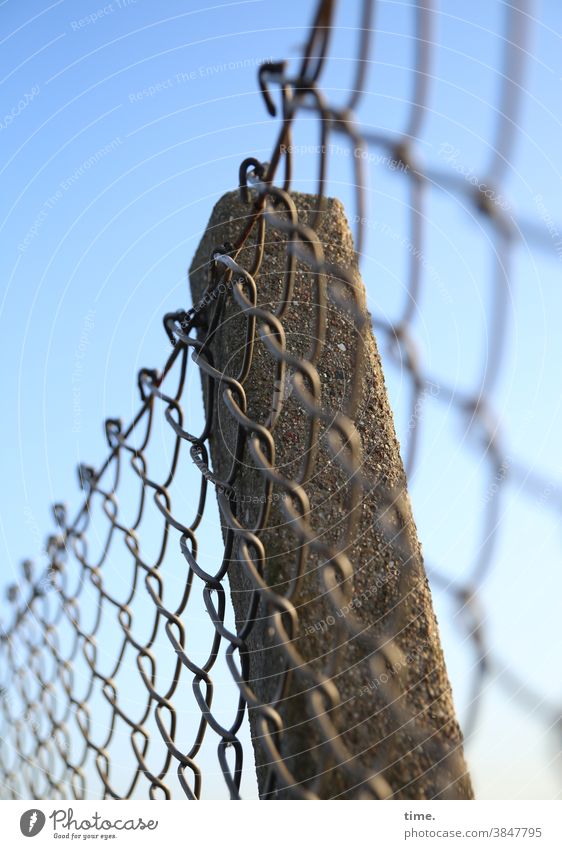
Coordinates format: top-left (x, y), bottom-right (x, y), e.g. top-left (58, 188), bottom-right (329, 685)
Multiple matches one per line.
top-left (1, 0), bottom-right (561, 800)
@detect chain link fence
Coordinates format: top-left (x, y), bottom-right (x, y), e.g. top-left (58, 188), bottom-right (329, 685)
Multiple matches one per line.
top-left (1, 0), bottom-right (560, 799)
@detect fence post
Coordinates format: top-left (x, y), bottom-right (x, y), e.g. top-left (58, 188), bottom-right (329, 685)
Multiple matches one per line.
top-left (189, 189), bottom-right (473, 800)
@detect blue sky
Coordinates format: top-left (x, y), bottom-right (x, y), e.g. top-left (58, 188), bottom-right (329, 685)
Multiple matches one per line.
top-left (1, 0), bottom-right (562, 799)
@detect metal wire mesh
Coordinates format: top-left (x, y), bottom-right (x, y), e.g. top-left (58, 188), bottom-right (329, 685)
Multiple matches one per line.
top-left (1, 0), bottom-right (560, 800)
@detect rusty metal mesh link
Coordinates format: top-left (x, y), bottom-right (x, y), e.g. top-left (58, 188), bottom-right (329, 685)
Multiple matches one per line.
top-left (0, 0), bottom-right (560, 799)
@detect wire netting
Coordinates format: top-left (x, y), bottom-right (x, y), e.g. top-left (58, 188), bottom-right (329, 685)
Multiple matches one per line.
top-left (1, 0), bottom-right (560, 800)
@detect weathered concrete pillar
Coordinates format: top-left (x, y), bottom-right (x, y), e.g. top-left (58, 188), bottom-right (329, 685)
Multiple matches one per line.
top-left (189, 190), bottom-right (473, 800)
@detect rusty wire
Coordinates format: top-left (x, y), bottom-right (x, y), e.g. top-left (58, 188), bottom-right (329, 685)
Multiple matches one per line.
top-left (1, 0), bottom-right (560, 800)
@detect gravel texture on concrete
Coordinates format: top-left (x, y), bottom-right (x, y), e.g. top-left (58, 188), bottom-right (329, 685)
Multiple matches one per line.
top-left (189, 190), bottom-right (473, 800)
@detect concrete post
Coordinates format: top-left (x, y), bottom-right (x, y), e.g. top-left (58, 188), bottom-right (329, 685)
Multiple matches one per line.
top-left (189, 190), bottom-right (473, 800)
